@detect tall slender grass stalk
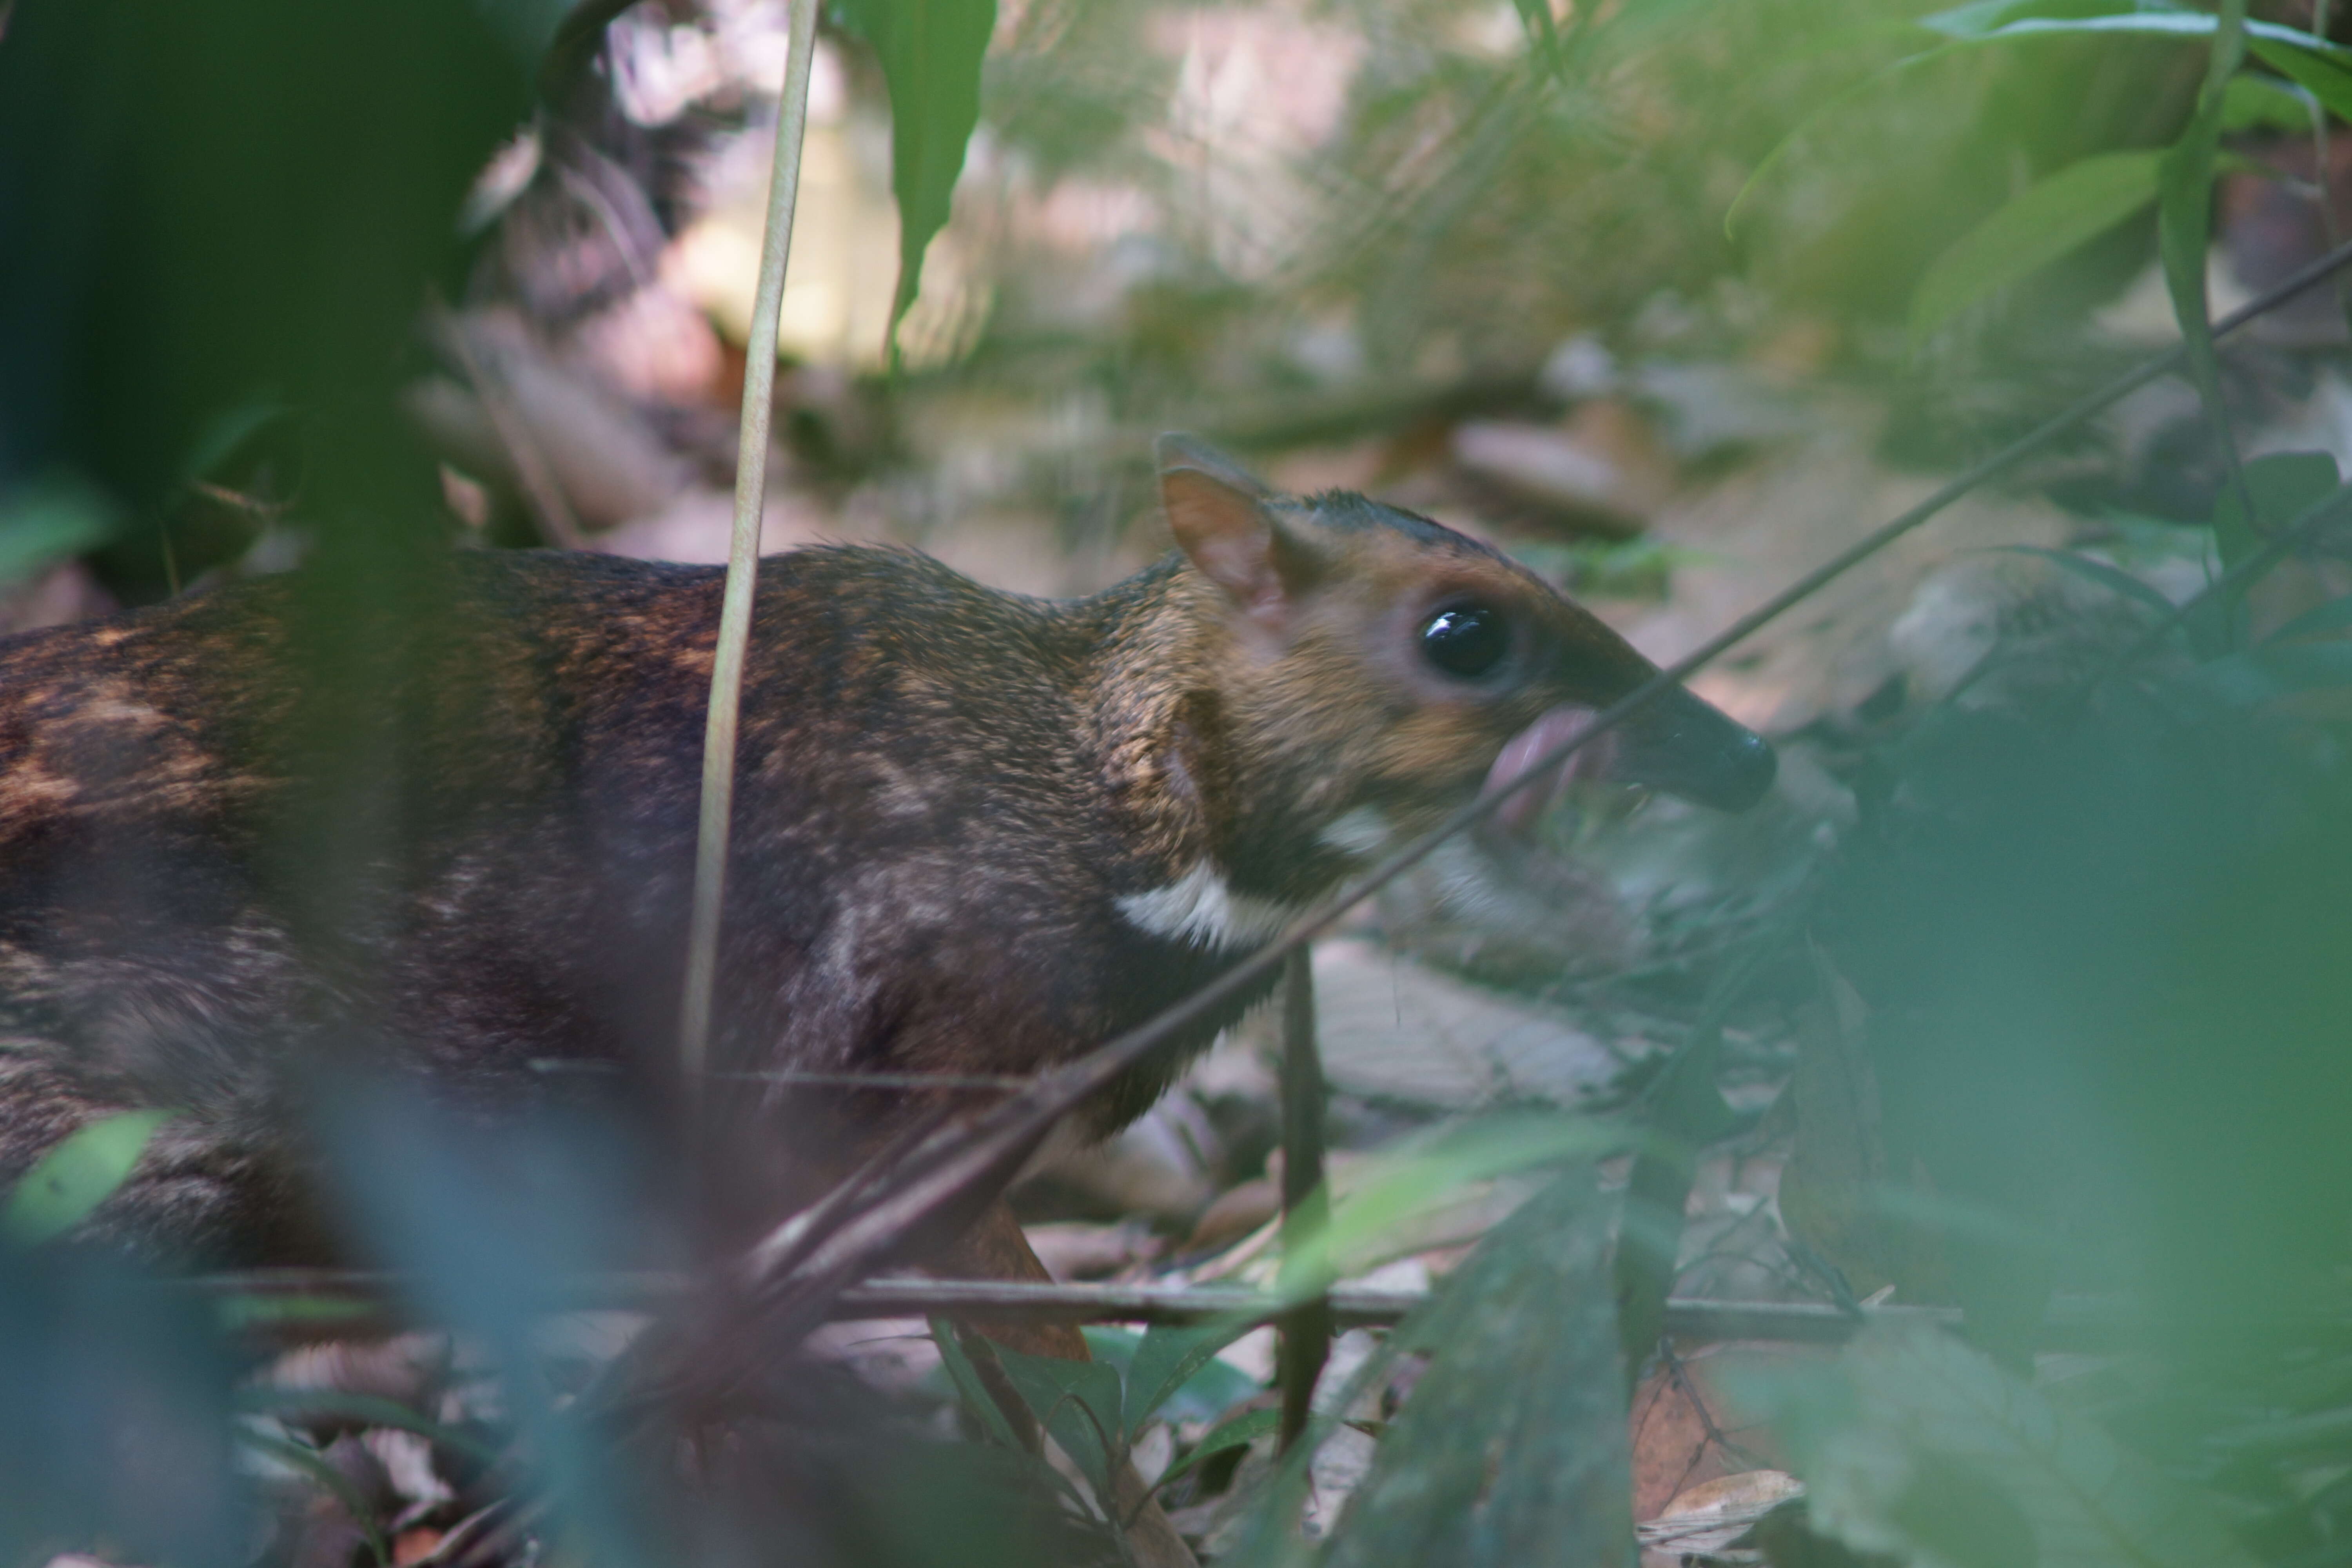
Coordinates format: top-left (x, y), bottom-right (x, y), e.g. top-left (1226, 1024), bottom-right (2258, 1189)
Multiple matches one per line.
top-left (678, 0), bottom-right (822, 1102)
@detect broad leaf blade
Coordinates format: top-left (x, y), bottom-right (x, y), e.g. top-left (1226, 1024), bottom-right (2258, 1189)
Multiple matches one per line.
top-left (1731, 5), bottom-right (2347, 238)
top-left (2220, 69), bottom-right (2315, 132)
top-left (1917, 4), bottom-right (2350, 63)
top-left (5, 1109), bottom-right (174, 1246)
top-left (1122, 1320), bottom-right (1263, 1441)
top-left (988, 1344), bottom-right (1127, 1504)
top-left (836, 0), bottom-right (997, 367)
top-left (1151, 1407), bottom-right (1281, 1497)
top-left (1726, 1323), bottom-right (2259, 1568)
top-left (932, 1318), bottom-right (1022, 1449)
top-left (1911, 152), bottom-right (2162, 340)
top-left (2249, 37), bottom-right (2352, 122)
top-left (1318, 1165), bottom-right (1633, 1568)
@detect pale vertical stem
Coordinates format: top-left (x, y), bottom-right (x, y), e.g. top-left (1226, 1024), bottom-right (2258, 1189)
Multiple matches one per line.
top-left (1276, 946), bottom-right (1331, 1452)
top-left (2315, 1), bottom-right (2348, 328)
top-left (678, 0), bottom-right (821, 1101)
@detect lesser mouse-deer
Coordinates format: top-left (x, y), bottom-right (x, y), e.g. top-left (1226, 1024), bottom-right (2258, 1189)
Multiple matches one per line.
top-left (0, 436), bottom-right (1771, 1274)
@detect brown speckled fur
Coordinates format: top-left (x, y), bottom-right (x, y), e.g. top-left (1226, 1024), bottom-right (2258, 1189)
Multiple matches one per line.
top-left (0, 446), bottom-right (1768, 1265)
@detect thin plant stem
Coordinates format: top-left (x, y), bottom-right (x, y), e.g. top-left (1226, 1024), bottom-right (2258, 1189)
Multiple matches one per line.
top-left (677, 0), bottom-right (821, 1103)
top-left (1276, 948), bottom-right (1331, 1452)
top-left (2315, 0), bottom-right (2352, 332)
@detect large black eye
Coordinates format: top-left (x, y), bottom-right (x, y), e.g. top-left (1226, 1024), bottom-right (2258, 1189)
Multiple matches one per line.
top-left (1419, 604), bottom-right (1508, 679)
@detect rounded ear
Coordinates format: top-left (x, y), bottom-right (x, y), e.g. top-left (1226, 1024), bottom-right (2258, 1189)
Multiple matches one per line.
top-left (1154, 433), bottom-right (1271, 499)
top-left (1156, 434), bottom-right (1317, 623)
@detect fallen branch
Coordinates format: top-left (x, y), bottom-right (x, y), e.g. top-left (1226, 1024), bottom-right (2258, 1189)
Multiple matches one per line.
top-left (195, 1270), bottom-right (2193, 1352)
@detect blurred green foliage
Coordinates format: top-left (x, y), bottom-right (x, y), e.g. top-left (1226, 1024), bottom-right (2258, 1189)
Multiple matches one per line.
top-left (836, 0), bottom-right (998, 365)
top-left (1726, 1323), bottom-right (2261, 1568)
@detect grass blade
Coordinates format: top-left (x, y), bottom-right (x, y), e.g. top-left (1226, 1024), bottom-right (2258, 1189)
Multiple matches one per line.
top-left (677, 0), bottom-right (822, 1096)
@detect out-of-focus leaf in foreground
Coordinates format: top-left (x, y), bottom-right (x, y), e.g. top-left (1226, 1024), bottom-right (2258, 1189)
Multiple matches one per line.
top-left (988, 1345), bottom-right (1126, 1503)
top-left (1098, 1319), bottom-right (1261, 1437)
top-left (1314, 1163), bottom-right (1633, 1568)
top-left (835, 0), bottom-right (997, 366)
top-left (0, 475), bottom-right (118, 590)
top-left (0, 1250), bottom-right (245, 1568)
top-left (318, 1078), bottom-right (668, 1568)
top-left (1909, 151), bottom-right (2161, 341)
top-left (1724, 1323), bottom-right (2259, 1568)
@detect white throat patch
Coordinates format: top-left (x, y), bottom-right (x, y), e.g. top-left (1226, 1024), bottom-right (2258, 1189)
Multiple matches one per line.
top-left (1116, 861), bottom-right (1303, 951)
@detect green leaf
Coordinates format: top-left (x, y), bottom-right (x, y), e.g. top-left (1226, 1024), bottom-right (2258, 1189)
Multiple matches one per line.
top-left (1733, 3), bottom-right (2352, 236)
top-left (835, 0), bottom-right (997, 368)
top-left (930, 1318), bottom-right (1022, 1449)
top-left (2261, 591), bottom-right (2352, 644)
top-left (1723, 1323), bottom-right (2260, 1568)
top-left (4, 1109), bottom-right (174, 1247)
top-left (2247, 38), bottom-right (2352, 122)
top-left (1120, 1320), bottom-right (1263, 1441)
top-left (2220, 70), bottom-right (2315, 132)
top-left (1909, 151), bottom-right (2163, 340)
top-left (0, 475), bottom-right (119, 589)
top-left (1149, 1407), bottom-right (1281, 1499)
top-left (1916, 2), bottom-right (2350, 62)
top-left (987, 1345), bottom-right (1127, 1504)
top-left (1274, 1111), bottom-right (1623, 1303)
top-left (1913, 0), bottom-right (2041, 38)
top-left (1318, 1166), bottom-right (1634, 1568)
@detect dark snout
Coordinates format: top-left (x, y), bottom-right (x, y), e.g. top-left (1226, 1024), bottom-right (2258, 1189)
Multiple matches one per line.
top-left (1616, 684), bottom-right (1776, 811)
top-left (1482, 684), bottom-right (1777, 834)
